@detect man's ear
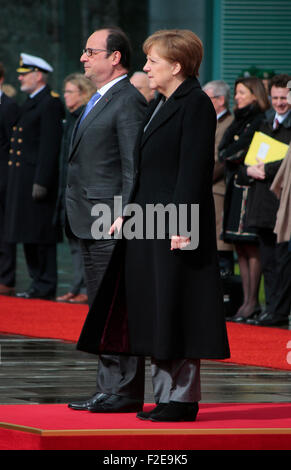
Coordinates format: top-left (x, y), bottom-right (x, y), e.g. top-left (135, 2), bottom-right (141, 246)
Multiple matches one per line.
top-left (111, 50), bottom-right (122, 66)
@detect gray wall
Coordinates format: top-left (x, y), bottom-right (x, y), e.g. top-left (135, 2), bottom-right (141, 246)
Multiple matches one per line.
top-left (148, 0), bottom-right (214, 85)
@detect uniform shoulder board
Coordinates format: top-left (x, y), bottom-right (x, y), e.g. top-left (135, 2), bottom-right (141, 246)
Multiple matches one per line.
top-left (50, 90), bottom-right (60, 98)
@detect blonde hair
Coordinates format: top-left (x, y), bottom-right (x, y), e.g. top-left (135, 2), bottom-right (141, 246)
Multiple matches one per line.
top-left (63, 73), bottom-right (96, 105)
top-left (143, 29), bottom-right (203, 78)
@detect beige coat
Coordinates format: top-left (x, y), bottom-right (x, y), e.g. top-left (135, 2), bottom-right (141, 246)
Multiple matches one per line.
top-left (213, 111), bottom-right (233, 250)
top-left (271, 143), bottom-right (291, 243)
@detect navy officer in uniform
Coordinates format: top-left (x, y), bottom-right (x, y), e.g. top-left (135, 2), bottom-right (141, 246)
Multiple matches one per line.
top-left (0, 62), bottom-right (19, 296)
top-left (4, 53), bottom-right (64, 299)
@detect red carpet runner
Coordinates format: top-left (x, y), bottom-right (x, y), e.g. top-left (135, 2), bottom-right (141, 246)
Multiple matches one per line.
top-left (1, 403), bottom-right (291, 450)
top-left (1, 295), bottom-right (291, 370)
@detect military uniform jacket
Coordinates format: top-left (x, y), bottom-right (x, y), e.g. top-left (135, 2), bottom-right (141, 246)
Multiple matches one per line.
top-left (4, 85), bottom-right (64, 243)
top-left (0, 92), bottom-right (20, 241)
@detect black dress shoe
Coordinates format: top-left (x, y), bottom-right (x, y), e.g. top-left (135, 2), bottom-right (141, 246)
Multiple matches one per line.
top-left (253, 312), bottom-right (288, 327)
top-left (68, 393), bottom-right (110, 410)
top-left (87, 394), bottom-right (143, 413)
top-left (16, 289), bottom-right (55, 300)
top-left (136, 403), bottom-right (167, 421)
top-left (150, 401), bottom-right (199, 422)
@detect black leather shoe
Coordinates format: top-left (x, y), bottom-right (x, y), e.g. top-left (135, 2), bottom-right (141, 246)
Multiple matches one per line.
top-left (253, 312), bottom-right (288, 327)
top-left (87, 394), bottom-right (143, 413)
top-left (136, 403), bottom-right (167, 421)
top-left (16, 289), bottom-right (55, 300)
top-left (68, 393), bottom-right (110, 410)
top-left (149, 401), bottom-right (199, 422)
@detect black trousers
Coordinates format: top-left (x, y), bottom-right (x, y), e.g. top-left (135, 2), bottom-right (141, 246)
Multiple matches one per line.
top-left (23, 243), bottom-right (57, 295)
top-left (270, 241), bottom-right (291, 318)
top-left (0, 241), bottom-right (16, 287)
top-left (80, 239), bottom-right (145, 401)
top-left (0, 181), bottom-right (16, 287)
top-left (67, 237), bottom-right (87, 295)
top-left (258, 228), bottom-right (279, 310)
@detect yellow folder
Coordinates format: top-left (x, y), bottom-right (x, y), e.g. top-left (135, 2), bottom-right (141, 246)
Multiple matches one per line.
top-left (244, 131), bottom-right (289, 166)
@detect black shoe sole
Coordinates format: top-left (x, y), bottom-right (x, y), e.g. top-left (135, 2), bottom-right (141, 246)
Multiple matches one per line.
top-left (150, 415), bottom-right (198, 422)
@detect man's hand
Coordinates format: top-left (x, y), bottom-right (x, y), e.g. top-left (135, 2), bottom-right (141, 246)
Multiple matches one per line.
top-left (32, 183), bottom-right (47, 201)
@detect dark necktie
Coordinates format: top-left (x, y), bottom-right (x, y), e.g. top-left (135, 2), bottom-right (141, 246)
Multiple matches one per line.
top-left (273, 118), bottom-right (279, 129)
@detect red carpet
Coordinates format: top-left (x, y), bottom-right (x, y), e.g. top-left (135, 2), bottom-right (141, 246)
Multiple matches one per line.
top-left (0, 295), bottom-right (291, 370)
top-left (1, 403), bottom-right (291, 450)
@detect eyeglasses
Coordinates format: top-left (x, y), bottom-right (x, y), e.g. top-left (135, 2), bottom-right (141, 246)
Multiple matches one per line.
top-left (63, 89), bottom-right (79, 94)
top-left (82, 48), bottom-right (108, 57)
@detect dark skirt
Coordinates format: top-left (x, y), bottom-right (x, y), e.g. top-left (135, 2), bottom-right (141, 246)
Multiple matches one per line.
top-left (223, 178), bottom-right (258, 244)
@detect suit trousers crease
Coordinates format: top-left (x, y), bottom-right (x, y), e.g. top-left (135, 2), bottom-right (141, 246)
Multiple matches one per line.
top-left (79, 238), bottom-right (145, 400)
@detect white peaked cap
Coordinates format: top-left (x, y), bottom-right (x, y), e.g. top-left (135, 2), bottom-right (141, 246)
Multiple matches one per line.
top-left (17, 53), bottom-right (53, 73)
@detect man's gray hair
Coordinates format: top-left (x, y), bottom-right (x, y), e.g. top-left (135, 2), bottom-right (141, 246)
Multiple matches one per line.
top-left (203, 80), bottom-right (231, 110)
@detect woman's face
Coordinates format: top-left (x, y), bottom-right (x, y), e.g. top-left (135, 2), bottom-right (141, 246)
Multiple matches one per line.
top-left (235, 83), bottom-right (257, 109)
top-left (143, 45), bottom-right (181, 98)
top-left (63, 82), bottom-right (84, 112)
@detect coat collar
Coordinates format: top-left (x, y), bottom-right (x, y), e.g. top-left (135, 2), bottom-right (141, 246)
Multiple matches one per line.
top-left (265, 108), bottom-right (291, 129)
top-left (140, 77), bottom-right (201, 148)
top-left (218, 110), bottom-right (232, 123)
top-left (22, 85), bottom-right (51, 110)
top-left (69, 76), bottom-right (129, 159)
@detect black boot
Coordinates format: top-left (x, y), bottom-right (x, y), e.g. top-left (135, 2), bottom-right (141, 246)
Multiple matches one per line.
top-left (136, 403), bottom-right (167, 421)
top-left (149, 401), bottom-right (199, 422)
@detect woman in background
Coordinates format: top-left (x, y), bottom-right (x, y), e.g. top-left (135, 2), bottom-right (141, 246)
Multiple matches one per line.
top-left (219, 77), bottom-right (270, 322)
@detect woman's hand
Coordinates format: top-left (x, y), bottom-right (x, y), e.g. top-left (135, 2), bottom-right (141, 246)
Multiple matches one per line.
top-left (171, 235), bottom-right (191, 250)
top-left (246, 159), bottom-right (265, 180)
top-left (108, 216), bottom-right (124, 236)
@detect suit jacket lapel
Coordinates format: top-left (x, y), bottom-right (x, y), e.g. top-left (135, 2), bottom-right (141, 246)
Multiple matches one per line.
top-left (140, 78), bottom-right (200, 149)
top-left (69, 95), bottom-right (109, 157)
top-left (69, 77), bottom-right (128, 160)
top-left (141, 96), bottom-right (180, 148)
top-left (135, 78), bottom-right (200, 170)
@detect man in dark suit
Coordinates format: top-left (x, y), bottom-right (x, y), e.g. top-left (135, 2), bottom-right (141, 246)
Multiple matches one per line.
top-left (0, 63), bottom-right (19, 295)
top-left (66, 27), bottom-right (147, 413)
top-left (4, 53), bottom-right (64, 300)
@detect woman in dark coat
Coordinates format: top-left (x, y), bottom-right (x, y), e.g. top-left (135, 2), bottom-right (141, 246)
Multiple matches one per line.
top-left (235, 75), bottom-right (291, 321)
top-left (77, 29), bottom-right (230, 422)
top-left (218, 77), bottom-right (270, 322)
